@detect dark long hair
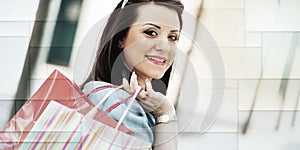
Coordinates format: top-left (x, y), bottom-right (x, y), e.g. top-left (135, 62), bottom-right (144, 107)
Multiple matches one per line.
top-left (82, 0), bottom-right (184, 94)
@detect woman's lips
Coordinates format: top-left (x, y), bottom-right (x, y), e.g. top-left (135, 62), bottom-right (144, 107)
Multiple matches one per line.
top-left (145, 55), bottom-right (167, 66)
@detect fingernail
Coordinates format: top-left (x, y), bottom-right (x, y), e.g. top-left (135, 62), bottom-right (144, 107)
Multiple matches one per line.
top-left (146, 80), bottom-right (152, 88)
top-left (133, 72), bottom-right (137, 80)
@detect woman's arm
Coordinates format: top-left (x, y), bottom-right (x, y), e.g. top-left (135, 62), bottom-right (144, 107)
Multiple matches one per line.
top-left (152, 100), bottom-right (178, 150)
top-left (153, 115), bottom-right (178, 150)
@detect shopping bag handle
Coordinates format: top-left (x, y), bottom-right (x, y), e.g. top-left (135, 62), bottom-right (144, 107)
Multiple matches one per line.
top-left (83, 84), bottom-right (138, 113)
top-left (77, 84), bottom-right (120, 99)
top-left (77, 83), bottom-right (141, 113)
top-left (83, 84), bottom-right (142, 129)
top-left (84, 85), bottom-right (122, 118)
top-left (116, 86), bottom-right (142, 129)
top-left (104, 89), bottom-right (136, 113)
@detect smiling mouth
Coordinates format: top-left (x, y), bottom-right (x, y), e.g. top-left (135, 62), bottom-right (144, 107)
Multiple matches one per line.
top-left (145, 55), bottom-right (167, 65)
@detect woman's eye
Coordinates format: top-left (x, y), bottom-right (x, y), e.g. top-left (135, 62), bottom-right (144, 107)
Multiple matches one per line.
top-left (144, 29), bottom-right (158, 37)
top-left (168, 34), bottom-right (179, 41)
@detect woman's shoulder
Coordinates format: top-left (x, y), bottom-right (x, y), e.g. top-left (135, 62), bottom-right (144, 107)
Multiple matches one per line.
top-left (82, 80), bottom-right (131, 108)
top-left (82, 80), bottom-right (111, 92)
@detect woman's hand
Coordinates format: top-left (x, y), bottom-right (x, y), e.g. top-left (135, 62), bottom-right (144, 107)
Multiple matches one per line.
top-left (123, 72), bottom-right (178, 150)
top-left (122, 72), bottom-right (175, 118)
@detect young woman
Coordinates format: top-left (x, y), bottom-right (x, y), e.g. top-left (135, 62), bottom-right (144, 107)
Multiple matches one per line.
top-left (82, 0), bottom-right (184, 149)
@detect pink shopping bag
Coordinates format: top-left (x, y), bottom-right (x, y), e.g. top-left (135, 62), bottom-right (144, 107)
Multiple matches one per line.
top-left (0, 70), bottom-right (151, 149)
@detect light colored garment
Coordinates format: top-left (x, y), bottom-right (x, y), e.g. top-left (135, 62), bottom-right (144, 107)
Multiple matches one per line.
top-left (83, 81), bottom-right (155, 144)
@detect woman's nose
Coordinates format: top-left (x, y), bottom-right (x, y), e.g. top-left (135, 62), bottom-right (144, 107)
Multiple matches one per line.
top-left (154, 38), bottom-right (171, 52)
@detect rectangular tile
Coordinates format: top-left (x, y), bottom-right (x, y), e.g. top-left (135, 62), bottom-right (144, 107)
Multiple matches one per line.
top-left (177, 88), bottom-right (237, 132)
top-left (239, 79), bottom-right (300, 110)
top-left (186, 47), bottom-right (261, 79)
top-left (245, 0), bottom-right (300, 31)
top-left (179, 132), bottom-right (237, 150)
top-left (202, 0), bottom-right (244, 8)
top-left (0, 0), bottom-right (38, 21)
top-left (220, 47), bottom-right (261, 79)
top-left (0, 21), bottom-right (30, 36)
top-left (199, 8), bottom-right (244, 47)
top-left (245, 32), bottom-right (262, 47)
top-left (239, 111), bottom-right (300, 150)
top-left (0, 37), bottom-right (30, 99)
top-left (262, 32), bottom-right (300, 78)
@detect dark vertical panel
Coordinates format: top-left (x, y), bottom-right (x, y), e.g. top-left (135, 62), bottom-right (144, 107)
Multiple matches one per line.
top-left (47, 0), bottom-right (83, 66)
top-left (12, 0), bottom-right (51, 118)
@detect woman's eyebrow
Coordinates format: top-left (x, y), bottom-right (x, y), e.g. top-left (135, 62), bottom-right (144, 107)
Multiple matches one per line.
top-left (143, 23), bottom-right (161, 29)
top-left (170, 29), bottom-right (179, 33)
top-left (143, 23), bottom-right (179, 32)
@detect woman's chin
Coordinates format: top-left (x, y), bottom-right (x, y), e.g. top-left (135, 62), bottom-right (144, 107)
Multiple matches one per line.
top-left (149, 73), bottom-right (165, 80)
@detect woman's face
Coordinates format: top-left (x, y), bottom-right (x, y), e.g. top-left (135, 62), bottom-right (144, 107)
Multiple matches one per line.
top-left (122, 4), bottom-right (180, 81)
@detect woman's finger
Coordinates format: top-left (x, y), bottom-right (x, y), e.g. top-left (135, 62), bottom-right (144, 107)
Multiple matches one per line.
top-left (145, 79), bottom-right (154, 98)
top-left (130, 72), bottom-right (138, 92)
top-left (138, 90), bottom-right (147, 100)
top-left (122, 78), bottom-right (130, 92)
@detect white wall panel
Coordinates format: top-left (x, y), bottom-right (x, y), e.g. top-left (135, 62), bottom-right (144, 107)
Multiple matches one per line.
top-left (262, 32), bottom-right (300, 79)
top-left (199, 9), bottom-right (244, 47)
top-left (203, 0), bottom-right (244, 8)
top-left (0, 37), bottom-right (30, 99)
top-left (179, 133), bottom-right (237, 150)
top-left (220, 47), bottom-right (261, 79)
top-left (0, 0), bottom-right (39, 21)
top-left (239, 80), bottom-right (300, 110)
top-left (239, 111), bottom-right (300, 150)
top-left (245, 0), bottom-right (300, 31)
top-left (0, 22), bottom-right (30, 36)
top-left (245, 32), bottom-right (261, 47)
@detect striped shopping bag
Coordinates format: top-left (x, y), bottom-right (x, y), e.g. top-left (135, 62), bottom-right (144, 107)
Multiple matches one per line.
top-left (19, 100), bottom-right (151, 149)
top-left (0, 70), bottom-right (151, 149)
